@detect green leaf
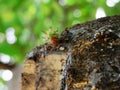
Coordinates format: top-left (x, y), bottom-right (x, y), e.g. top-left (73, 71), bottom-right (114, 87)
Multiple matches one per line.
top-left (0, 77), bottom-right (6, 85)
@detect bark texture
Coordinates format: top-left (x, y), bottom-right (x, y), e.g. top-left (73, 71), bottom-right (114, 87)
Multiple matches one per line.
top-left (22, 15), bottom-right (120, 90)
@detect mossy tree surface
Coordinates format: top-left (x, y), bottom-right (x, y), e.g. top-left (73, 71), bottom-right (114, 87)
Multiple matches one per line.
top-left (22, 15), bottom-right (120, 90)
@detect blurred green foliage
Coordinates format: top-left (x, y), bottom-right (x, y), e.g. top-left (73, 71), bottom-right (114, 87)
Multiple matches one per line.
top-left (0, 0), bottom-right (120, 64)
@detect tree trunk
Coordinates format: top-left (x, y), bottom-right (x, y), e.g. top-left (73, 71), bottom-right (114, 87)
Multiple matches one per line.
top-left (22, 15), bottom-right (120, 90)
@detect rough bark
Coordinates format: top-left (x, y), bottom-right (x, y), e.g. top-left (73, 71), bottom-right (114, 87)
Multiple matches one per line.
top-left (0, 62), bottom-right (15, 69)
top-left (22, 15), bottom-right (120, 90)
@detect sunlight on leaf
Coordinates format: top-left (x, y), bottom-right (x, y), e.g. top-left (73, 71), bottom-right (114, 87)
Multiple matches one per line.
top-left (1, 9), bottom-right (14, 23)
top-left (28, 5), bottom-right (36, 16)
top-left (58, 0), bottom-right (66, 6)
top-left (42, 0), bottom-right (50, 3)
top-left (73, 9), bottom-right (81, 18)
top-left (0, 33), bottom-right (5, 43)
top-left (106, 0), bottom-right (120, 7)
top-left (19, 29), bottom-right (31, 45)
top-left (0, 53), bottom-right (11, 64)
top-left (5, 27), bottom-right (17, 44)
top-left (1, 70), bottom-right (13, 81)
top-left (96, 7), bottom-right (106, 19)
top-left (66, 0), bottom-right (75, 5)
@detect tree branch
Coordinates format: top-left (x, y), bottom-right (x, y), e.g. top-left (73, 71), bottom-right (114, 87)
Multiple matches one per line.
top-left (0, 62), bottom-right (16, 70)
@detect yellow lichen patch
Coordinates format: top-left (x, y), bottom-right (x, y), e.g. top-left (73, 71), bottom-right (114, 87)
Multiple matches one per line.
top-left (83, 41), bottom-right (93, 46)
top-left (73, 81), bottom-right (87, 88)
top-left (23, 59), bottom-right (36, 74)
top-left (79, 40), bottom-right (92, 55)
top-left (91, 86), bottom-right (98, 90)
top-left (67, 75), bottom-right (73, 86)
